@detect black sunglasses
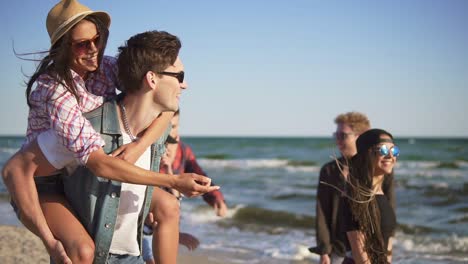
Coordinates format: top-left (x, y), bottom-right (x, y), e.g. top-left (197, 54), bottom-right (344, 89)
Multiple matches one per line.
top-left (333, 131), bottom-right (355, 141)
top-left (158, 71), bottom-right (184, 83)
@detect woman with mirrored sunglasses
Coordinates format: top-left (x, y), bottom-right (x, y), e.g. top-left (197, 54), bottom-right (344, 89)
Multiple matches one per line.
top-left (341, 129), bottom-right (399, 264)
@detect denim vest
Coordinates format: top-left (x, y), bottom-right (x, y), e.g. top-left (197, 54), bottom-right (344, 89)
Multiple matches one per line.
top-left (61, 100), bottom-right (168, 264)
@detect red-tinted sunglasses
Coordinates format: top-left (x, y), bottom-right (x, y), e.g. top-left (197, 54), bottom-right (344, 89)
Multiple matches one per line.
top-left (70, 34), bottom-right (101, 54)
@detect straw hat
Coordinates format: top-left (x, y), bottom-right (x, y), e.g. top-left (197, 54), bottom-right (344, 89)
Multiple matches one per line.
top-left (46, 0), bottom-right (111, 45)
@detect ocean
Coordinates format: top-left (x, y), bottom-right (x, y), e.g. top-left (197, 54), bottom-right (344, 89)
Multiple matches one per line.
top-left (1, 136), bottom-right (467, 263)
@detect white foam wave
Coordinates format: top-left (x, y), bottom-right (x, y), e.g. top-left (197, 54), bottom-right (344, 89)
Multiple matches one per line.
top-left (198, 158), bottom-right (319, 172)
top-left (396, 168), bottom-right (465, 179)
top-left (199, 158), bottom-right (288, 169)
top-left (265, 244), bottom-right (316, 261)
top-left (181, 203), bottom-right (244, 224)
top-left (398, 233), bottom-right (468, 254)
top-left (457, 161), bottom-right (468, 169)
top-left (0, 147), bottom-right (20, 156)
top-left (396, 161), bottom-right (466, 179)
top-left (397, 161), bottom-right (440, 169)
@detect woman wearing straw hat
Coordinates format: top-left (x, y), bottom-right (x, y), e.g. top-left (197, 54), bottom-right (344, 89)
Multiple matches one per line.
top-left (341, 129), bottom-right (398, 264)
top-left (3, 1), bottom-right (216, 263)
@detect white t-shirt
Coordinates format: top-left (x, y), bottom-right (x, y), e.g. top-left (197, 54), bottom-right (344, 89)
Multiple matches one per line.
top-left (37, 129), bottom-right (149, 255)
top-left (109, 132), bottom-right (149, 255)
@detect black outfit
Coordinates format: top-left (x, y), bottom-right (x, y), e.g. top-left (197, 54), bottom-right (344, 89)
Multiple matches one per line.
top-left (342, 194), bottom-right (397, 251)
top-left (310, 157), bottom-right (396, 257)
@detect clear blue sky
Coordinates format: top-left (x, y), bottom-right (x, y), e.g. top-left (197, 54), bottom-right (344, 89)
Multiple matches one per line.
top-left (1, 0), bottom-right (467, 137)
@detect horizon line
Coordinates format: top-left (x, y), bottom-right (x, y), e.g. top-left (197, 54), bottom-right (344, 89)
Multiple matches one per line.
top-left (0, 133), bottom-right (467, 140)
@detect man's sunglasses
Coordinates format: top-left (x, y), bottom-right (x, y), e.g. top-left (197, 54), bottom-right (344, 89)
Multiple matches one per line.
top-left (333, 131), bottom-right (354, 141)
top-left (375, 145), bottom-right (400, 157)
top-left (71, 34), bottom-right (101, 54)
top-left (158, 71), bottom-right (185, 83)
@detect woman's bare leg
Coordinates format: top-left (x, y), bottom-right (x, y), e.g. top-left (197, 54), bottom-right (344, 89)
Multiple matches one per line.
top-left (39, 193), bottom-right (95, 263)
top-left (148, 188), bottom-right (180, 264)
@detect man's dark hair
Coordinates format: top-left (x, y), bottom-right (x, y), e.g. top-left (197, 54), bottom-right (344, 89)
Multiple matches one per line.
top-left (117, 30), bottom-right (181, 93)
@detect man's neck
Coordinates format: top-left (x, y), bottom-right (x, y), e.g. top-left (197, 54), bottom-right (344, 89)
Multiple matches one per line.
top-left (342, 151), bottom-right (357, 159)
top-left (119, 93), bottom-right (162, 137)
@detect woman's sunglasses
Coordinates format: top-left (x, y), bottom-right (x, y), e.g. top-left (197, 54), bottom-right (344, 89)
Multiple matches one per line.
top-left (375, 145), bottom-right (400, 157)
top-left (158, 71), bottom-right (185, 83)
top-left (71, 34), bottom-right (101, 55)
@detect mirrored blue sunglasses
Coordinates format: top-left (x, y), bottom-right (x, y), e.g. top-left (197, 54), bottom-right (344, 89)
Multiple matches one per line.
top-left (376, 145), bottom-right (400, 157)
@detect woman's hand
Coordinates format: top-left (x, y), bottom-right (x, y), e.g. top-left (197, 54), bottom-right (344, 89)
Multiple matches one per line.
top-left (45, 238), bottom-right (72, 264)
top-left (110, 140), bottom-right (146, 164)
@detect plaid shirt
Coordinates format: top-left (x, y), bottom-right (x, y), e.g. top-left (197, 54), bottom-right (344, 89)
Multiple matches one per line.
top-left (160, 140), bottom-right (225, 206)
top-left (24, 56), bottom-right (119, 165)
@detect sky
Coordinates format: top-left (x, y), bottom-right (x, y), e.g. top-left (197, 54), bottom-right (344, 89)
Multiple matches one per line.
top-left (0, 0), bottom-right (467, 137)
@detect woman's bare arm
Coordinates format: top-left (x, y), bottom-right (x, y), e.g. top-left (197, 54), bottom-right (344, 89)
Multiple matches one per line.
top-left (347, 231), bottom-right (371, 264)
top-left (109, 112), bottom-right (174, 164)
top-left (387, 237), bottom-right (393, 263)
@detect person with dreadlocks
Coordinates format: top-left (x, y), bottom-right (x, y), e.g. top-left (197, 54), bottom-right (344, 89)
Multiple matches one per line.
top-left (342, 129), bottom-right (398, 264)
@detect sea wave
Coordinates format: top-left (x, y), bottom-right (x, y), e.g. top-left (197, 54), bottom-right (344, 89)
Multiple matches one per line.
top-left (271, 193), bottom-right (315, 201)
top-left (220, 205), bottom-right (314, 232)
top-left (398, 233), bottom-right (468, 256)
top-left (198, 158), bottom-right (320, 172)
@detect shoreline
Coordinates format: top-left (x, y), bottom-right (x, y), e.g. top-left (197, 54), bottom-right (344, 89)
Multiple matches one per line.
top-left (0, 224), bottom-right (236, 264)
top-left (0, 199), bottom-right (316, 264)
top-left (0, 200), bottom-right (244, 264)
top-left (0, 200), bottom-right (223, 264)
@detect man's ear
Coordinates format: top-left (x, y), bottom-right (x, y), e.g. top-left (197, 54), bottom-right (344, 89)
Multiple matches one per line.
top-left (145, 71), bottom-right (158, 90)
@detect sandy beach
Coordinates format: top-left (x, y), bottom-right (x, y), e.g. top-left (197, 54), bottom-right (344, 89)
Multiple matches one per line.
top-left (0, 199), bottom-right (314, 264)
top-left (0, 200), bottom-right (228, 264)
top-left (0, 224), bottom-right (233, 264)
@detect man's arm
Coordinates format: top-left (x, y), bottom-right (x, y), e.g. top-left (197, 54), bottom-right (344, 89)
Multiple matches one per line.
top-left (182, 143), bottom-right (227, 217)
top-left (311, 165), bottom-right (333, 259)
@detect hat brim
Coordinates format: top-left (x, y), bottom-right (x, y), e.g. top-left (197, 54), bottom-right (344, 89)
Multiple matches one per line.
top-left (51, 10), bottom-right (111, 45)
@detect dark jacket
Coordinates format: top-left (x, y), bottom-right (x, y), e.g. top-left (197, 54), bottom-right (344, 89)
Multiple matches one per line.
top-left (310, 157), bottom-right (395, 256)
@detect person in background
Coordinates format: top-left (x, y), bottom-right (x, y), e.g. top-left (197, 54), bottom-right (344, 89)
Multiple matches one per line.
top-left (164, 110), bottom-right (227, 216)
top-left (142, 110), bottom-right (228, 264)
top-left (310, 112), bottom-right (395, 264)
top-left (342, 129), bottom-right (398, 264)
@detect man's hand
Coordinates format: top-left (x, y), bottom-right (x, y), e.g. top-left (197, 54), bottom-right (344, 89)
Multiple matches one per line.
top-left (109, 140), bottom-right (145, 164)
top-left (173, 173), bottom-right (219, 197)
top-left (46, 239), bottom-right (72, 264)
top-left (179, 232), bottom-right (199, 251)
top-left (320, 254), bottom-right (331, 264)
top-left (145, 212), bottom-right (158, 230)
top-left (214, 199), bottom-right (228, 217)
